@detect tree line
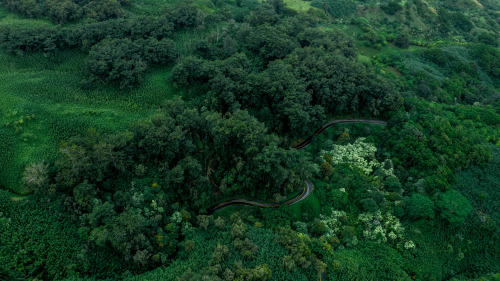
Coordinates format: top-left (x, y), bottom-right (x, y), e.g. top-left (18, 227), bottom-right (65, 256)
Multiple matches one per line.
top-left (3, 0), bottom-right (131, 23)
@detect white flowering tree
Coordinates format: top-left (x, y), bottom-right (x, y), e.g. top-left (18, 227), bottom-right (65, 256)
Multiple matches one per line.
top-left (315, 210), bottom-right (359, 248)
top-left (320, 137), bottom-right (393, 177)
top-left (318, 210), bottom-right (347, 239)
top-left (358, 210), bottom-right (413, 249)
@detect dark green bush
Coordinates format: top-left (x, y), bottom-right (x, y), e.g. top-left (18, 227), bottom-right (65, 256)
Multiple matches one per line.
top-left (381, 1), bottom-right (402, 15)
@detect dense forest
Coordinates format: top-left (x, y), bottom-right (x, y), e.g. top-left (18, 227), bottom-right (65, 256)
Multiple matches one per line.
top-left (0, 0), bottom-right (499, 280)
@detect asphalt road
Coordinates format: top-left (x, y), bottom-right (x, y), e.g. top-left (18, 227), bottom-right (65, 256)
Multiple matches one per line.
top-left (206, 180), bottom-right (313, 214)
top-left (292, 119), bottom-right (387, 150)
top-left (206, 119), bottom-right (386, 214)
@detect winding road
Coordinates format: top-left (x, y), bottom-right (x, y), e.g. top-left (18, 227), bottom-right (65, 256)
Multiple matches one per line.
top-left (206, 180), bottom-right (313, 214)
top-left (292, 119), bottom-right (388, 150)
top-left (206, 119), bottom-right (387, 214)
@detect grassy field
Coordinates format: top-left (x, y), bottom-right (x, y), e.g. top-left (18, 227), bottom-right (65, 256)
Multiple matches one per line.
top-left (288, 193), bottom-right (321, 221)
top-left (0, 49), bottom-right (180, 193)
top-left (283, 0), bottom-right (315, 12)
top-left (255, 0), bottom-right (318, 12)
top-left (323, 24), bottom-right (427, 58)
top-left (0, 6), bottom-right (55, 27)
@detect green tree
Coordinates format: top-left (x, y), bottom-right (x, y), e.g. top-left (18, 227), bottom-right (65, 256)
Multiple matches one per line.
top-left (86, 38), bottom-right (147, 88)
top-left (437, 189), bottom-right (472, 226)
top-left (86, 37), bottom-right (176, 88)
top-left (406, 193), bottom-right (435, 221)
top-left (163, 0), bottom-right (200, 29)
top-left (475, 32), bottom-right (498, 47)
top-left (45, 0), bottom-right (82, 23)
top-left (84, 0), bottom-right (126, 21)
top-left (244, 24), bottom-right (299, 61)
top-left (394, 33), bottom-right (410, 49)
top-left (21, 163), bottom-right (49, 195)
top-left (381, 1), bottom-right (402, 15)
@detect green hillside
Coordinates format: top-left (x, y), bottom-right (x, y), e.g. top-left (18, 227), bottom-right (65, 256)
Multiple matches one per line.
top-left (0, 0), bottom-right (498, 280)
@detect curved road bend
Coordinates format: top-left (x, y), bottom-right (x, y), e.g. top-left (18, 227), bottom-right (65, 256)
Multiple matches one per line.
top-left (206, 180), bottom-right (313, 214)
top-left (292, 119), bottom-right (387, 151)
top-left (206, 119), bottom-right (387, 214)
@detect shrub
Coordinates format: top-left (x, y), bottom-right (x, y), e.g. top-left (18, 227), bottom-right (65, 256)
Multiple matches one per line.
top-left (381, 1), bottom-right (402, 15)
top-left (394, 33), bottom-right (410, 49)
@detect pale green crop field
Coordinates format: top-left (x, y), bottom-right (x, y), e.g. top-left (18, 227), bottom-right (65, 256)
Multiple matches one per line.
top-left (0, 49), bottom-right (180, 192)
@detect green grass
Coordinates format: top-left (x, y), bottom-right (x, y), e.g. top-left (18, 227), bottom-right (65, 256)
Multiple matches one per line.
top-left (128, 0), bottom-right (180, 15)
top-left (0, 6), bottom-right (54, 28)
top-left (128, 0), bottom-right (216, 16)
top-left (320, 24), bottom-right (423, 57)
top-left (0, 50), bottom-right (181, 193)
top-left (255, 0), bottom-right (318, 12)
top-left (289, 193), bottom-right (321, 221)
top-left (356, 43), bottom-right (425, 57)
top-left (284, 0), bottom-right (315, 12)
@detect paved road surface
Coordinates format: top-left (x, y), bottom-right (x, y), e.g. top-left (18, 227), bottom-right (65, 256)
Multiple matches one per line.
top-left (206, 119), bottom-right (386, 214)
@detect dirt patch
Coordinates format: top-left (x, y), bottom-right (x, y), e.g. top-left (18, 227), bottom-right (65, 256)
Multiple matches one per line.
top-left (292, 138), bottom-right (304, 147)
top-left (388, 67), bottom-right (402, 77)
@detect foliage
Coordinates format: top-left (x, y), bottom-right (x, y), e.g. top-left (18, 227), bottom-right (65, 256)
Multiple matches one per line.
top-left (406, 193), bottom-right (435, 221)
top-left (3, 0), bottom-right (130, 23)
top-left (393, 33), bottom-right (410, 49)
top-left (358, 211), bottom-right (406, 244)
top-left (326, 242), bottom-right (410, 280)
top-left (0, 0), bottom-right (499, 279)
top-left (452, 145), bottom-right (500, 229)
top-left (49, 98), bottom-right (313, 267)
top-left (320, 137), bottom-right (381, 175)
top-left (475, 32), bottom-right (498, 47)
top-left (21, 162), bottom-right (49, 195)
top-left (163, 1), bottom-right (201, 29)
top-left (0, 190), bottom-right (126, 280)
top-left (310, 0), bottom-right (356, 19)
top-left (383, 101), bottom-right (495, 191)
top-left (85, 37), bottom-right (177, 88)
top-left (45, 0), bottom-right (81, 24)
top-left (436, 189), bottom-right (473, 227)
top-left (170, 22), bottom-right (399, 135)
top-left (381, 1), bottom-right (402, 15)
top-left (0, 16), bottom-right (176, 54)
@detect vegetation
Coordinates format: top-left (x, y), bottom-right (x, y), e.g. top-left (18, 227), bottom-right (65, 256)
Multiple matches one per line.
top-left (0, 0), bottom-right (498, 280)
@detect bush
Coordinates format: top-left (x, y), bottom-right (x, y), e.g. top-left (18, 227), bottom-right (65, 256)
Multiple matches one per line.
top-left (449, 12), bottom-right (474, 32)
top-left (394, 33), bottom-right (410, 49)
top-left (381, 1), bottom-right (402, 15)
